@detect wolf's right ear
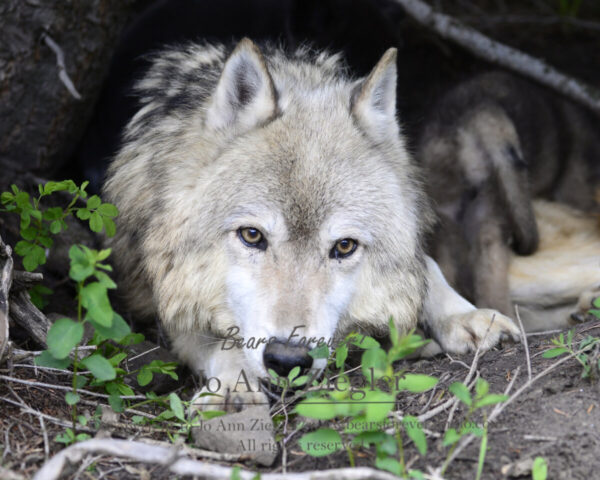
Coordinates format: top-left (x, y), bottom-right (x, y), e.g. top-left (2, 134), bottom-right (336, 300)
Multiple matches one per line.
top-left (206, 38), bottom-right (277, 130)
top-left (351, 48), bottom-right (398, 142)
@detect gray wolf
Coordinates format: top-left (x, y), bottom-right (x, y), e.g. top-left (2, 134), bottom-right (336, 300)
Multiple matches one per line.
top-left (104, 40), bottom-right (519, 410)
top-left (417, 71), bottom-right (600, 331)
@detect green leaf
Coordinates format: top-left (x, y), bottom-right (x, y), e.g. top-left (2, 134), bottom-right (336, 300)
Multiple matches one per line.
top-left (348, 333), bottom-right (380, 349)
top-left (35, 350), bottom-right (71, 369)
top-left (443, 428), bottom-right (461, 446)
top-left (288, 366), bottom-right (301, 381)
top-left (89, 313), bottom-right (130, 342)
top-left (403, 415), bottom-right (427, 455)
top-left (50, 220), bottom-right (62, 234)
top-left (308, 343), bottom-right (329, 359)
top-left (298, 428), bottom-right (343, 457)
top-left (532, 456), bottom-right (548, 480)
top-left (109, 394), bottom-right (124, 412)
top-left (119, 332), bottom-right (145, 346)
top-left (361, 347), bottom-right (388, 380)
top-left (335, 343), bottom-right (348, 369)
top-left (103, 217), bottom-right (116, 237)
top-left (475, 378), bottom-right (489, 399)
top-left (96, 248), bottom-right (112, 261)
top-left (47, 318), bottom-right (84, 359)
top-left (76, 208), bottom-right (91, 220)
top-left (97, 203), bottom-right (119, 217)
top-left (409, 470), bottom-right (426, 479)
top-left (396, 374), bottom-right (438, 393)
top-left (295, 398), bottom-right (337, 420)
top-left (449, 382), bottom-right (472, 406)
top-left (375, 457), bottom-right (402, 476)
top-left (81, 354), bottom-right (116, 381)
top-left (87, 195), bottom-right (102, 209)
top-left (89, 211), bottom-right (103, 233)
top-left (169, 393), bottom-right (185, 421)
top-left (542, 347), bottom-right (569, 358)
top-left (108, 352), bottom-right (127, 367)
top-left (474, 394), bottom-right (508, 409)
top-left (80, 282), bottom-right (113, 327)
top-left (364, 391), bottom-right (395, 422)
top-left (65, 392), bottom-right (80, 406)
top-left (137, 367), bottom-right (153, 387)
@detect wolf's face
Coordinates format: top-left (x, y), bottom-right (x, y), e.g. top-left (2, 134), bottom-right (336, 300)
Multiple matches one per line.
top-left (183, 40), bottom-right (429, 379)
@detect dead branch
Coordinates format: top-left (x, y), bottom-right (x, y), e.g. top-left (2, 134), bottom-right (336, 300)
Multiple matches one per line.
top-left (393, 0), bottom-right (600, 115)
top-left (8, 290), bottom-right (52, 348)
top-left (34, 438), bottom-right (401, 480)
top-left (0, 235), bottom-right (13, 362)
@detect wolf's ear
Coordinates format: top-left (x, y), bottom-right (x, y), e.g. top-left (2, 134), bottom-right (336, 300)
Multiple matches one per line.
top-left (351, 48), bottom-right (398, 141)
top-left (207, 38), bottom-right (277, 130)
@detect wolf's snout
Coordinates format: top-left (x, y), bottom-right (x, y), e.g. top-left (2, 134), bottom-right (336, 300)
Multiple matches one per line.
top-left (263, 340), bottom-right (313, 377)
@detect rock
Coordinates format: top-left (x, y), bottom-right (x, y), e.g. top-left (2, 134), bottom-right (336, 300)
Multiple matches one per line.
top-left (192, 405), bottom-right (279, 466)
top-left (501, 457), bottom-right (534, 477)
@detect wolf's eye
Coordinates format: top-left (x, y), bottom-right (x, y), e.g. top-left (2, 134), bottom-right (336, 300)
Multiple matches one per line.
top-left (330, 238), bottom-right (357, 259)
top-left (238, 227), bottom-right (267, 250)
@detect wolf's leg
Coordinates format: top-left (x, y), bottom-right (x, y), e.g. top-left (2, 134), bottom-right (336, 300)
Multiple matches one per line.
top-left (171, 334), bottom-right (268, 413)
top-left (421, 256), bottom-right (520, 354)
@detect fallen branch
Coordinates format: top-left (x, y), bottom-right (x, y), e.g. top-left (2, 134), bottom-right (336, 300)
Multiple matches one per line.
top-left (0, 235), bottom-right (13, 362)
top-left (34, 438), bottom-right (401, 480)
top-left (393, 0), bottom-right (600, 115)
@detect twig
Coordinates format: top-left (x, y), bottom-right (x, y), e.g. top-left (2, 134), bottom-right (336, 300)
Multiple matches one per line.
top-left (0, 374), bottom-right (145, 400)
top-left (393, 0), bottom-right (600, 115)
top-left (42, 33), bottom-right (82, 100)
top-left (34, 438), bottom-right (402, 480)
top-left (38, 415), bottom-right (50, 460)
top-left (514, 305), bottom-right (532, 382)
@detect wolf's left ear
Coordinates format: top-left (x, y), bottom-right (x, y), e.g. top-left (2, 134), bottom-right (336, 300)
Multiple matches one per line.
top-left (207, 38), bottom-right (277, 130)
top-left (351, 48), bottom-right (398, 141)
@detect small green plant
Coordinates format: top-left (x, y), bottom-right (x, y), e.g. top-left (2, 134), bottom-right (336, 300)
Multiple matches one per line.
top-left (532, 456), bottom-right (548, 480)
top-left (589, 297), bottom-right (600, 319)
top-left (294, 319), bottom-right (436, 478)
top-left (443, 378), bottom-right (508, 479)
top-left (543, 328), bottom-right (600, 378)
top-left (0, 180), bottom-right (118, 307)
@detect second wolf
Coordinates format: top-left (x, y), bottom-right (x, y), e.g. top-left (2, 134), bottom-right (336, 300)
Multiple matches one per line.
top-left (418, 71), bottom-right (600, 329)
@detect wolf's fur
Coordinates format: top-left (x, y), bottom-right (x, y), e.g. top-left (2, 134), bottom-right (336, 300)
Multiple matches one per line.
top-left (418, 71), bottom-right (600, 327)
top-left (104, 40), bottom-right (519, 409)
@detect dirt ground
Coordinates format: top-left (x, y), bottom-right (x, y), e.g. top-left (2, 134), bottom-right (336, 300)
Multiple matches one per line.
top-left (2, 319), bottom-right (600, 479)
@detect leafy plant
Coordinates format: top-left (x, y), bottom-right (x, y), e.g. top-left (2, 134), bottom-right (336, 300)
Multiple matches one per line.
top-left (543, 328), bottom-right (600, 378)
top-left (443, 378), bottom-right (508, 479)
top-left (0, 180), bottom-right (118, 307)
top-left (294, 319), bottom-right (436, 478)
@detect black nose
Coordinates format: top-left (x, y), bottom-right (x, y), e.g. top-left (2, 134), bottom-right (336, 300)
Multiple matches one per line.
top-left (263, 340), bottom-right (313, 377)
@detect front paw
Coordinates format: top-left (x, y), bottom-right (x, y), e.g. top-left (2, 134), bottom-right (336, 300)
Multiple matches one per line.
top-left (570, 287), bottom-right (600, 324)
top-left (189, 385), bottom-right (269, 416)
top-left (436, 309), bottom-right (521, 354)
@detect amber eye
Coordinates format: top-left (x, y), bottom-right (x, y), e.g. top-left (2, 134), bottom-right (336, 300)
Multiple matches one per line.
top-left (238, 227), bottom-right (267, 250)
top-left (330, 238), bottom-right (358, 259)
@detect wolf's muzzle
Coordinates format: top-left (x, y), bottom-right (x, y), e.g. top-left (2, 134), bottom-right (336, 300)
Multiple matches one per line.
top-left (263, 339), bottom-right (313, 377)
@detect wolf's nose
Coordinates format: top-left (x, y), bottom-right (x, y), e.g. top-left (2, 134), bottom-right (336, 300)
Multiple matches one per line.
top-left (263, 340), bottom-right (313, 377)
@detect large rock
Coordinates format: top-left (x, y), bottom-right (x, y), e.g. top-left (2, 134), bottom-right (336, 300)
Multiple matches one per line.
top-left (192, 405), bottom-right (279, 466)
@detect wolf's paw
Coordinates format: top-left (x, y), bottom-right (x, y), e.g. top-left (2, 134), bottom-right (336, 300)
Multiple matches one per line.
top-left (189, 386), bottom-right (269, 416)
top-left (436, 309), bottom-right (521, 354)
top-left (570, 286), bottom-right (600, 324)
